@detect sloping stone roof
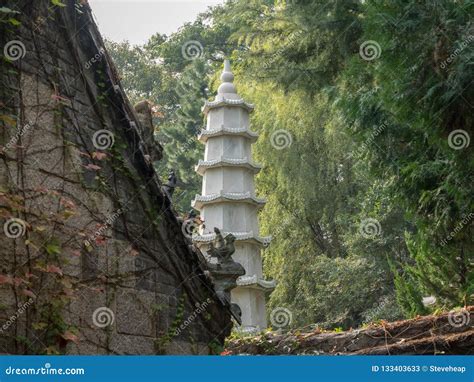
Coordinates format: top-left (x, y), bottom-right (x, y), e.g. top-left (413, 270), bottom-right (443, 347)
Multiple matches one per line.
top-left (0, 0), bottom-right (233, 354)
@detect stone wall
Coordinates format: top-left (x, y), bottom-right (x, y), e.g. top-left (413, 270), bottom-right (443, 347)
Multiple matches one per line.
top-left (0, 0), bottom-right (232, 355)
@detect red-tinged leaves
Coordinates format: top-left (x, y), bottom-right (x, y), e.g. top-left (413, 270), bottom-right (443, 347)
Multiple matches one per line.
top-left (92, 152), bottom-right (107, 160)
top-left (0, 274), bottom-right (13, 285)
top-left (21, 289), bottom-right (36, 299)
top-left (13, 277), bottom-right (25, 287)
top-left (71, 250), bottom-right (81, 257)
top-left (94, 236), bottom-right (106, 246)
top-left (59, 197), bottom-right (76, 210)
top-left (46, 264), bottom-right (63, 276)
top-left (61, 331), bottom-right (79, 344)
top-left (63, 288), bottom-right (75, 297)
top-left (83, 163), bottom-right (101, 171)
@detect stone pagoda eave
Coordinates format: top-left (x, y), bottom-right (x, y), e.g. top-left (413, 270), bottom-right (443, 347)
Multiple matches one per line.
top-left (193, 231), bottom-right (271, 248)
top-left (192, 192), bottom-right (267, 211)
top-left (195, 157), bottom-right (262, 176)
top-left (236, 275), bottom-right (276, 292)
top-left (202, 98), bottom-right (255, 116)
top-left (198, 126), bottom-right (259, 143)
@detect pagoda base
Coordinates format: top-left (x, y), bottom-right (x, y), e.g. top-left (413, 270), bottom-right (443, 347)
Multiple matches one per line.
top-left (231, 286), bottom-right (268, 331)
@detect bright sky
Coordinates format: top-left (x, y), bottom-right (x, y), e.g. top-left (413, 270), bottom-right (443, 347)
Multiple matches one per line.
top-left (88, 0), bottom-right (224, 45)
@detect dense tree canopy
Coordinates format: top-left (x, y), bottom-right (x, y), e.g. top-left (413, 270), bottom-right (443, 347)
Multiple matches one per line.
top-left (107, 0), bottom-right (473, 330)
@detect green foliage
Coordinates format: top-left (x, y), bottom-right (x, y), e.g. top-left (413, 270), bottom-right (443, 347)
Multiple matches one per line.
top-left (109, 0), bottom-right (472, 329)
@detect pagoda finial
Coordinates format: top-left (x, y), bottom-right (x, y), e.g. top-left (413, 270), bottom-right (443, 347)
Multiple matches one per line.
top-left (217, 59), bottom-right (237, 96)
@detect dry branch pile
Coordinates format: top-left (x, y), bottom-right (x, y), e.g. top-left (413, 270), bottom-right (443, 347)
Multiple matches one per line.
top-left (226, 307), bottom-right (474, 355)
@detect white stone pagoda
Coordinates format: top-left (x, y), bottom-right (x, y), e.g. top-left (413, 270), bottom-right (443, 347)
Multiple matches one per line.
top-left (192, 60), bottom-right (275, 331)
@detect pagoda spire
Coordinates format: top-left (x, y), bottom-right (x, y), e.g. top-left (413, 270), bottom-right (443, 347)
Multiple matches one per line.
top-left (193, 60), bottom-right (275, 332)
top-left (217, 59), bottom-right (237, 98)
